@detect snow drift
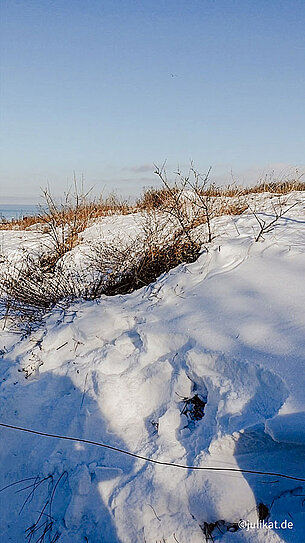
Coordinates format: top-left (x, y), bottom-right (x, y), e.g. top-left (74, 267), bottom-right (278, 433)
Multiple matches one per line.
top-left (0, 193), bottom-right (304, 542)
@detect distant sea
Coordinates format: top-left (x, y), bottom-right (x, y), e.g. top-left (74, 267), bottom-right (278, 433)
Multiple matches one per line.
top-left (0, 204), bottom-right (40, 221)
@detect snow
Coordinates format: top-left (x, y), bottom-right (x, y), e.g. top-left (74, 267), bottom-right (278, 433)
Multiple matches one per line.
top-left (265, 413), bottom-right (305, 445)
top-left (0, 192), bottom-right (304, 542)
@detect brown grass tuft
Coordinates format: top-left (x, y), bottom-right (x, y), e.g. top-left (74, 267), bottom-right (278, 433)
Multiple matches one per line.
top-left (0, 191), bottom-right (133, 232)
top-left (104, 236), bottom-right (201, 296)
top-left (244, 179), bottom-right (305, 194)
top-left (0, 215), bottom-right (40, 230)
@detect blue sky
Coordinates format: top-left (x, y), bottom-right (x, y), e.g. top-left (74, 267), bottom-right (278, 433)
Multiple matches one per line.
top-left (1, 0), bottom-right (305, 202)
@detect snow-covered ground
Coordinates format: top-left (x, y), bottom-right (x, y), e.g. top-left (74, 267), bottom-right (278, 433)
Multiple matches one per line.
top-left (0, 193), bottom-right (304, 542)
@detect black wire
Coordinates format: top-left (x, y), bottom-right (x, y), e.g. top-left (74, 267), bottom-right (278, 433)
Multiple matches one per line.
top-left (0, 421), bottom-right (304, 482)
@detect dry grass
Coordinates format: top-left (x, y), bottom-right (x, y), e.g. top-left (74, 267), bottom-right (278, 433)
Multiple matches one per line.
top-left (0, 225), bottom-right (201, 329)
top-left (0, 191), bottom-right (133, 233)
top-left (1, 172), bottom-right (303, 234)
top-left (214, 199), bottom-right (249, 217)
top-left (0, 254), bottom-right (88, 329)
top-left (0, 188), bottom-right (134, 272)
top-left (243, 178), bottom-right (305, 194)
top-left (136, 187), bottom-right (179, 211)
top-left (88, 234), bottom-right (201, 298)
top-left (0, 167), bottom-right (303, 329)
top-left (147, 164), bottom-right (251, 242)
top-left (0, 215), bottom-right (40, 230)
top-left (137, 177), bottom-right (305, 208)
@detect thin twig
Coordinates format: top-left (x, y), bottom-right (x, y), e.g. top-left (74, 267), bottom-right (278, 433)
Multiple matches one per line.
top-left (80, 372), bottom-right (89, 409)
top-left (147, 503), bottom-right (161, 521)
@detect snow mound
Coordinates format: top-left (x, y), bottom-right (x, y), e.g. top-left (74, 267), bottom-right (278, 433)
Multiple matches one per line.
top-left (0, 193), bottom-right (305, 542)
top-left (265, 412), bottom-right (305, 445)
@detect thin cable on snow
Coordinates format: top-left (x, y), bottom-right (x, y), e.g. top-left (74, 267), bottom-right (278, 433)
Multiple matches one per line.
top-left (0, 422), bottom-right (304, 482)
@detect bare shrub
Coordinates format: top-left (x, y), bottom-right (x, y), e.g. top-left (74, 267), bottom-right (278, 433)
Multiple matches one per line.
top-left (33, 184), bottom-right (132, 270)
top-left (3, 166), bottom-right (301, 329)
top-left (0, 189), bottom-right (133, 234)
top-left (37, 185), bottom-right (99, 263)
top-left (152, 163), bottom-right (207, 245)
top-left (86, 213), bottom-right (201, 298)
top-left (0, 167), bottom-right (249, 329)
top-left (105, 236), bottom-right (201, 295)
top-left (249, 196), bottom-right (298, 242)
top-left (0, 209), bottom-right (201, 328)
top-left (0, 252), bottom-right (89, 329)
top-left (137, 168), bottom-right (305, 213)
top-left (152, 163), bottom-right (248, 243)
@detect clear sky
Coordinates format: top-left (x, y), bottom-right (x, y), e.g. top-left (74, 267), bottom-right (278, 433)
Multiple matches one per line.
top-left (1, 0), bottom-right (305, 202)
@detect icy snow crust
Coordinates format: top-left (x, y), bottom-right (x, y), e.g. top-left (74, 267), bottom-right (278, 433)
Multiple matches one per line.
top-left (0, 193), bottom-right (305, 542)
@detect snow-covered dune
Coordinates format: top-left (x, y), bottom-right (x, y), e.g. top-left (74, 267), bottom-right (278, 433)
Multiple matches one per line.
top-left (0, 194), bottom-right (304, 542)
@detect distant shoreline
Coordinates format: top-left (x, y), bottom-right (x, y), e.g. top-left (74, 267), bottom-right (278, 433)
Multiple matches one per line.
top-left (0, 204), bottom-right (40, 220)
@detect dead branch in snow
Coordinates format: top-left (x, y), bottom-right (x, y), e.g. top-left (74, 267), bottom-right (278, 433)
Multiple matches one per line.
top-left (250, 196), bottom-right (298, 242)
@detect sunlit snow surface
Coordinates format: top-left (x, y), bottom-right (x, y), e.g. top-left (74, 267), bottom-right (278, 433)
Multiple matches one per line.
top-left (0, 193), bottom-right (304, 542)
